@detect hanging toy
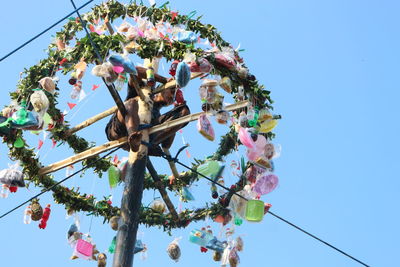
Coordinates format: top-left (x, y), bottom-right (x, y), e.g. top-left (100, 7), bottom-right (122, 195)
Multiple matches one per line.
top-left (238, 111), bottom-right (248, 128)
top-left (236, 85), bottom-right (245, 101)
top-left (67, 223), bottom-right (79, 240)
top-left (73, 237), bottom-right (94, 260)
top-left (189, 229), bottom-right (214, 247)
top-left (258, 108), bottom-right (273, 122)
top-left (228, 247), bottom-right (240, 267)
top-left (197, 160), bottom-right (221, 178)
top-left (213, 251), bottom-right (222, 261)
top-left (247, 107), bottom-right (259, 127)
top-left (97, 253), bottom-right (107, 267)
top-left (91, 62), bottom-right (119, 84)
top-left (74, 60), bottom-right (87, 80)
top-left (71, 81), bottom-right (82, 99)
top-left (6, 100), bottom-right (39, 129)
top-left (146, 61), bottom-right (155, 86)
top-left (166, 238), bottom-right (181, 262)
top-left (237, 66), bottom-right (249, 79)
top-left (215, 110), bottom-right (230, 124)
top-left (176, 62), bottom-right (191, 88)
top-left (197, 114), bottom-right (215, 141)
top-left (108, 164), bottom-right (120, 189)
top-left (23, 205), bottom-right (32, 224)
top-left (109, 54), bottom-right (137, 74)
top-left (176, 30), bottom-right (197, 43)
top-left (0, 163), bottom-right (25, 188)
top-left (180, 186), bottom-right (195, 202)
top-left (259, 119), bottom-right (278, 133)
top-left (30, 199), bottom-right (43, 221)
top-left (174, 88), bottom-right (185, 106)
top-left (188, 57), bottom-right (212, 73)
top-left (219, 77), bottom-right (232, 93)
top-left (235, 237), bottom-right (244, 252)
top-left (206, 236), bottom-right (228, 253)
top-left (245, 199), bottom-right (264, 222)
top-left (109, 216), bottom-right (120, 231)
top-left (169, 60), bottom-right (180, 76)
top-left (38, 204), bottom-right (51, 229)
top-left (39, 77), bottom-right (56, 95)
top-left (0, 184), bottom-right (9, 198)
top-left (56, 38), bottom-right (66, 51)
top-left (253, 173), bottom-right (279, 195)
top-left (30, 90), bottom-right (49, 114)
top-left (151, 199), bottom-right (166, 213)
top-left (199, 79), bottom-right (218, 104)
top-left (108, 236), bottom-right (116, 254)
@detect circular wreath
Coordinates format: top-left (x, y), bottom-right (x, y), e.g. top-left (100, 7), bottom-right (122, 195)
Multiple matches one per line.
top-left (3, 0), bottom-right (279, 232)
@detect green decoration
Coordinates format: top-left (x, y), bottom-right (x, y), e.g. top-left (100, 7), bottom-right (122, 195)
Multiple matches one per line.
top-left (13, 137), bottom-right (24, 148)
top-left (108, 165), bottom-right (120, 188)
top-left (108, 236), bottom-right (116, 254)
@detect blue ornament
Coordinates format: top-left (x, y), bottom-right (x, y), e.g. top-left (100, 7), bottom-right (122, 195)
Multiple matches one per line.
top-left (176, 31), bottom-right (197, 43)
top-left (176, 62), bottom-right (191, 88)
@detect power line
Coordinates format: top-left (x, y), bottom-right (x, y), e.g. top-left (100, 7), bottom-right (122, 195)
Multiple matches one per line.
top-left (0, 0), bottom-right (93, 63)
top-left (0, 147), bottom-right (120, 220)
top-left (162, 152), bottom-right (370, 267)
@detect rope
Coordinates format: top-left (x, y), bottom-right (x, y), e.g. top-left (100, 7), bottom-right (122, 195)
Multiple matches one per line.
top-left (0, 0), bottom-right (94, 63)
top-left (0, 147), bottom-right (120, 220)
top-left (158, 145), bottom-right (370, 267)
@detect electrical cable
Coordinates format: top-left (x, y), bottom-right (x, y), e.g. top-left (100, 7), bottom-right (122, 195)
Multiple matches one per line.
top-left (0, 147), bottom-right (120, 220)
top-left (0, 0), bottom-right (94, 63)
top-left (161, 150), bottom-right (370, 267)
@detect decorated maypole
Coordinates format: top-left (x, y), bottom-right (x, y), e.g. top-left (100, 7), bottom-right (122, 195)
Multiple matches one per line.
top-left (0, 1), bottom-right (282, 266)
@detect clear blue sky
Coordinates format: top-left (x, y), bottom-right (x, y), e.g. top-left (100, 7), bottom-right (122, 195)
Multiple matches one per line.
top-left (0, 0), bottom-right (399, 266)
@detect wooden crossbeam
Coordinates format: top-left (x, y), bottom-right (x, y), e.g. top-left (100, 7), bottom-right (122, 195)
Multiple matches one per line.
top-left (39, 100), bottom-right (248, 176)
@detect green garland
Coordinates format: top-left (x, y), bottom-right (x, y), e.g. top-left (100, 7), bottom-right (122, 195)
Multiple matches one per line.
top-left (3, 0), bottom-right (278, 229)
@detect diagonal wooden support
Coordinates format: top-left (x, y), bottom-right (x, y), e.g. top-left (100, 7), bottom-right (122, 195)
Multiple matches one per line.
top-left (162, 148), bottom-right (180, 179)
top-left (39, 100), bottom-right (249, 176)
top-left (146, 159), bottom-right (179, 222)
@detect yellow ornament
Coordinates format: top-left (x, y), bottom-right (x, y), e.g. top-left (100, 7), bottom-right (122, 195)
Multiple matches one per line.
top-left (259, 119), bottom-right (278, 133)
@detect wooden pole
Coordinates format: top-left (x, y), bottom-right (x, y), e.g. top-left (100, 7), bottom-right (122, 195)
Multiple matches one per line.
top-left (112, 58), bottom-right (159, 267)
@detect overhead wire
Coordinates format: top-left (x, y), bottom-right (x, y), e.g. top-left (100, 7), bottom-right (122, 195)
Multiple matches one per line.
top-left (0, 0), bottom-right (94, 63)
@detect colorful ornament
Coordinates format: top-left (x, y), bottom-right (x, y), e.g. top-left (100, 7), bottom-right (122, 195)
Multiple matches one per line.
top-left (166, 238), bottom-right (181, 262)
top-left (23, 205), bottom-right (32, 224)
top-left (151, 199), bottom-right (166, 213)
top-left (219, 77), bottom-right (232, 93)
top-left (176, 62), bottom-right (191, 88)
top-left (0, 184), bottom-right (9, 198)
top-left (253, 173), bottom-right (278, 195)
top-left (108, 165), bottom-right (120, 188)
top-left (30, 90), bottom-right (49, 114)
top-left (39, 77), bottom-right (56, 95)
top-left (109, 216), bottom-right (120, 231)
top-left (245, 199), bottom-right (264, 222)
top-left (197, 114), bottom-right (215, 141)
top-left (38, 204), bottom-right (51, 229)
top-left (0, 164), bottom-right (25, 187)
top-left (30, 199), bottom-right (43, 221)
top-left (97, 253), bottom-right (107, 267)
top-left (215, 110), bottom-right (230, 124)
